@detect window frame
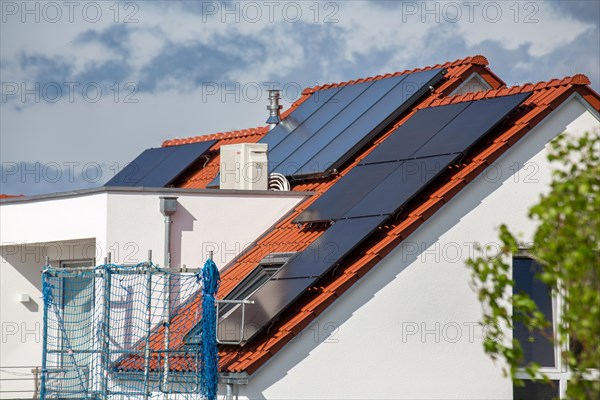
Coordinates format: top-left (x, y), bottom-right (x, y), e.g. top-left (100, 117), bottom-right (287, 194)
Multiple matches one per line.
top-left (183, 252), bottom-right (296, 346)
top-left (55, 259), bottom-right (96, 393)
top-left (512, 250), bottom-right (599, 398)
top-left (219, 252), bottom-right (296, 317)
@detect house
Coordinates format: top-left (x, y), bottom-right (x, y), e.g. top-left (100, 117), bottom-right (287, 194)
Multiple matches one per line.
top-left (1, 55), bottom-right (598, 399)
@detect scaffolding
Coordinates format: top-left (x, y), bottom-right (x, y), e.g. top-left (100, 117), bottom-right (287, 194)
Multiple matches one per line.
top-left (40, 254), bottom-right (208, 399)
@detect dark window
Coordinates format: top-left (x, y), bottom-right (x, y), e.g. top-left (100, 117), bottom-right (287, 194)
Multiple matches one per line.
top-left (218, 265), bottom-right (280, 315)
top-left (513, 380), bottom-right (559, 400)
top-left (513, 257), bottom-right (555, 367)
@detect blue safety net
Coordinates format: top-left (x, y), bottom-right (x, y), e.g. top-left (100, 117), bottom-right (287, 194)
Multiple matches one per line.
top-left (40, 262), bottom-right (214, 399)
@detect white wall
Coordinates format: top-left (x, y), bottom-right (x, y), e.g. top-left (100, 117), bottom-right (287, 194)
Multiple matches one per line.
top-left (105, 191), bottom-right (304, 269)
top-left (240, 100), bottom-right (599, 399)
top-left (0, 239), bottom-right (95, 398)
top-left (0, 193), bottom-right (108, 245)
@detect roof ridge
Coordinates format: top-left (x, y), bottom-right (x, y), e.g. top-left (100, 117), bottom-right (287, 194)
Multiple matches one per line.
top-left (302, 55), bottom-right (489, 94)
top-left (422, 74), bottom-right (593, 108)
top-left (162, 126), bottom-right (268, 147)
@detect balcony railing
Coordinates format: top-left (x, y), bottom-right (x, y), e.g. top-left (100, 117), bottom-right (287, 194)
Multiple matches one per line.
top-left (0, 366), bottom-right (41, 399)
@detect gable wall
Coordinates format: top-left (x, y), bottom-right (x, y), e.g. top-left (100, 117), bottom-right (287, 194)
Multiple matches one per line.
top-left (240, 101), bottom-right (599, 399)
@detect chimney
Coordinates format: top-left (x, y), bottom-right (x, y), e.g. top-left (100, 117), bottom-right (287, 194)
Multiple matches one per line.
top-left (266, 89), bottom-right (282, 130)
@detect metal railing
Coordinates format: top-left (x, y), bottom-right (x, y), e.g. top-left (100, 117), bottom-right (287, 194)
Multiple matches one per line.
top-left (215, 299), bottom-right (255, 345)
top-left (0, 366), bottom-right (41, 399)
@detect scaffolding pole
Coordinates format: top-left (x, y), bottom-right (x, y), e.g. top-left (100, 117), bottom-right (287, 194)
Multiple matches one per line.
top-left (163, 272), bottom-right (171, 394)
top-left (102, 259), bottom-right (112, 399)
top-left (143, 255), bottom-right (152, 400)
top-left (163, 216), bottom-right (172, 394)
top-left (40, 257), bottom-right (50, 400)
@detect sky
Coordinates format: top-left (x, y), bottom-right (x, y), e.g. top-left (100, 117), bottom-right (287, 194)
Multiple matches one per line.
top-left (1, 0), bottom-right (599, 195)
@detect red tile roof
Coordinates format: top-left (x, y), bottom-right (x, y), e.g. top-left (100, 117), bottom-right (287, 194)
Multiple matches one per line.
top-left (117, 57), bottom-right (599, 375)
top-left (162, 126), bottom-right (267, 147)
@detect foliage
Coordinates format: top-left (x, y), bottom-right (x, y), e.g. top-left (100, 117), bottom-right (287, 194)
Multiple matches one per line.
top-left (466, 131), bottom-right (600, 399)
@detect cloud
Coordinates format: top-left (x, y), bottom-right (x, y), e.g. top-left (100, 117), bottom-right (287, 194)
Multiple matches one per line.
top-left (4, 1), bottom-right (597, 96)
top-left (76, 24), bottom-right (132, 57)
top-left (551, 0), bottom-right (600, 24)
top-left (138, 38), bottom-right (262, 92)
top-left (19, 53), bottom-right (74, 84)
top-left (1, 0), bottom-right (598, 195)
top-left (75, 60), bottom-right (133, 85)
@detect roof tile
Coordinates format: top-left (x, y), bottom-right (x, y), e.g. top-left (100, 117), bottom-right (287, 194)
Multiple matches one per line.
top-left (494, 124), bottom-right (532, 147)
top-left (280, 311), bottom-right (317, 336)
top-left (430, 179), bottom-right (467, 200)
top-left (322, 272), bottom-right (360, 296)
top-left (475, 141), bottom-right (511, 162)
top-left (301, 291), bottom-right (337, 316)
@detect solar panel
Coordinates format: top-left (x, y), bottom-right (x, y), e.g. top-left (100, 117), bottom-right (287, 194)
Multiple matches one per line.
top-left (260, 86), bottom-right (342, 151)
top-left (263, 68), bottom-right (445, 178)
top-left (413, 92), bottom-right (531, 158)
top-left (360, 101), bottom-right (470, 165)
top-left (270, 77), bottom-right (402, 175)
top-left (136, 141), bottom-right (217, 187)
top-left (218, 215), bottom-right (386, 343)
top-left (271, 82), bottom-right (373, 158)
top-left (104, 140), bottom-right (216, 187)
top-left (104, 147), bottom-right (176, 186)
top-left (294, 162), bottom-right (398, 223)
top-left (272, 215), bottom-right (387, 279)
top-left (297, 92), bottom-right (532, 223)
top-left (294, 69), bottom-right (445, 178)
top-left (344, 154), bottom-right (458, 218)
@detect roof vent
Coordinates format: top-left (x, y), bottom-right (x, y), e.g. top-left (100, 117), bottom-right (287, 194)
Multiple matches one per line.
top-left (266, 89), bottom-right (282, 130)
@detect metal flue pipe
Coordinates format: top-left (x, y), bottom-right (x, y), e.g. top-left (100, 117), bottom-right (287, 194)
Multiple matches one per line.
top-left (266, 89), bottom-right (282, 130)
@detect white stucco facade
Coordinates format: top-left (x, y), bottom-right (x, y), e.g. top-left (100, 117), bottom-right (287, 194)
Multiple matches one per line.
top-left (0, 188), bottom-right (306, 398)
top-left (237, 99), bottom-right (599, 399)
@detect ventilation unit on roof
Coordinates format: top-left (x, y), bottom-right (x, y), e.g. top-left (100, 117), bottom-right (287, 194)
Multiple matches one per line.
top-left (219, 143), bottom-right (269, 190)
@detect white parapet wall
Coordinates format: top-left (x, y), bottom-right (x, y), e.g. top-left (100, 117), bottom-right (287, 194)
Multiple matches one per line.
top-left (0, 187), bottom-right (307, 398)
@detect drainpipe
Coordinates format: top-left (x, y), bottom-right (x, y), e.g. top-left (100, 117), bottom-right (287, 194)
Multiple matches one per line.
top-left (159, 196), bottom-right (178, 391)
top-left (226, 383), bottom-right (234, 400)
top-left (220, 372), bottom-right (248, 400)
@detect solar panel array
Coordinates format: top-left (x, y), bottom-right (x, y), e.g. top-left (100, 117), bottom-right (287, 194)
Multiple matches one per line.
top-left (296, 92), bottom-right (531, 222)
top-left (217, 89), bottom-right (532, 346)
top-left (104, 140), bottom-right (216, 187)
top-left (218, 215), bottom-right (386, 344)
top-left (271, 215), bottom-right (386, 280)
top-left (262, 68), bottom-right (446, 179)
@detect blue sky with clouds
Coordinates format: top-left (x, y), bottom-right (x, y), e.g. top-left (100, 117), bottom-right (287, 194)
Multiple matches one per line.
top-left (1, 0), bottom-right (598, 195)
